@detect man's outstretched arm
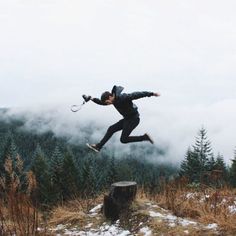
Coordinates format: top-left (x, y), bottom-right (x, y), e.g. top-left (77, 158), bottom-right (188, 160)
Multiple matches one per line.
top-left (90, 97), bottom-right (108, 105)
top-left (124, 91), bottom-right (160, 101)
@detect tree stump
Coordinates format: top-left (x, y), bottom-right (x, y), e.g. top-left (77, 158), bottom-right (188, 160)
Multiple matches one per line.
top-left (103, 181), bottom-right (137, 221)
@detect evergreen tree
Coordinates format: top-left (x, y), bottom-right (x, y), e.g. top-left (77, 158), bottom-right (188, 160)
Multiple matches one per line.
top-left (230, 149), bottom-right (236, 187)
top-left (61, 150), bottom-right (79, 199)
top-left (180, 148), bottom-right (201, 182)
top-left (30, 144), bottom-right (51, 205)
top-left (0, 133), bottom-right (18, 175)
top-left (215, 153), bottom-right (227, 172)
top-left (193, 127), bottom-right (213, 174)
top-left (80, 156), bottom-right (97, 197)
top-left (215, 153), bottom-right (228, 183)
top-left (0, 134), bottom-right (19, 194)
top-left (180, 127), bottom-right (213, 183)
top-left (49, 145), bottom-right (64, 202)
top-left (206, 155), bottom-right (216, 172)
top-left (106, 155), bottom-right (118, 186)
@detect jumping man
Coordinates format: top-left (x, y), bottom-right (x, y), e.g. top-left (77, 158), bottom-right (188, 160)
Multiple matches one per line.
top-left (86, 85), bottom-right (160, 152)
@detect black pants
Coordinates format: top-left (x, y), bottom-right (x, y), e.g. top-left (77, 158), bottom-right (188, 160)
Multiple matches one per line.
top-left (97, 116), bottom-right (147, 149)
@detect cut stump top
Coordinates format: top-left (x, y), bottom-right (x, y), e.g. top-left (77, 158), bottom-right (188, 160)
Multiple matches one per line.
top-left (111, 181), bottom-right (137, 187)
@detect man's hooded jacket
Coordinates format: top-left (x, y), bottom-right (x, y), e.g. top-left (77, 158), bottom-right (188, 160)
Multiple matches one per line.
top-left (92, 85), bottom-right (154, 119)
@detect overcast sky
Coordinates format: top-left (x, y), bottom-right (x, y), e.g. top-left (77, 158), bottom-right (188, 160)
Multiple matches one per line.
top-left (1, 0), bottom-right (236, 163)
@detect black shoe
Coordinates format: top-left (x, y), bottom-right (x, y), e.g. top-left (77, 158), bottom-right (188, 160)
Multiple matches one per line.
top-left (86, 143), bottom-right (100, 153)
top-left (145, 133), bottom-right (154, 144)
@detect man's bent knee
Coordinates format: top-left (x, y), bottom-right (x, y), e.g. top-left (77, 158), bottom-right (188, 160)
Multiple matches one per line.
top-left (120, 136), bottom-right (128, 143)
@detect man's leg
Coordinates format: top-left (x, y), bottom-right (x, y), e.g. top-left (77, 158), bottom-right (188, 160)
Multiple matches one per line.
top-left (120, 116), bottom-right (150, 143)
top-left (96, 119), bottom-right (124, 149)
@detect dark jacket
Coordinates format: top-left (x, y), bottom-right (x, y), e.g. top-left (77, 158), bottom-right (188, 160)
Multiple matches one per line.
top-left (92, 85), bottom-right (154, 119)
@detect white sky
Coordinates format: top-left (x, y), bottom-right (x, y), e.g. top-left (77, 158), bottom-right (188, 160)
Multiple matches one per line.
top-left (1, 0), bottom-right (236, 163)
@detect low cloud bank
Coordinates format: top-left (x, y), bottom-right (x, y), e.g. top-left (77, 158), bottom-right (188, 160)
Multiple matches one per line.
top-left (2, 98), bottom-right (236, 164)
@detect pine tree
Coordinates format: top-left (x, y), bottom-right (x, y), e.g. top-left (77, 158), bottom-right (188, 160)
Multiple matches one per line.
top-left (61, 150), bottom-right (79, 199)
top-left (80, 156), bottom-right (97, 197)
top-left (180, 148), bottom-right (201, 182)
top-left (206, 155), bottom-right (216, 172)
top-left (193, 127), bottom-right (213, 172)
top-left (106, 155), bottom-right (118, 186)
top-left (0, 133), bottom-right (19, 194)
top-left (215, 153), bottom-right (228, 183)
top-left (49, 145), bottom-right (64, 202)
top-left (180, 127), bottom-right (213, 183)
top-left (215, 153), bottom-right (226, 172)
top-left (30, 144), bottom-right (51, 205)
top-left (0, 133), bottom-right (18, 176)
top-left (230, 149), bottom-right (236, 187)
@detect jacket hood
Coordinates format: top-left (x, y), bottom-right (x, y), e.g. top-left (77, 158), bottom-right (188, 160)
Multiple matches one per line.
top-left (111, 85), bottom-right (124, 98)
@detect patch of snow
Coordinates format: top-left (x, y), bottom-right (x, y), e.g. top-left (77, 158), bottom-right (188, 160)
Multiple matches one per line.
top-left (55, 223), bottom-right (132, 236)
top-left (206, 223), bottom-right (218, 230)
top-left (97, 224), bottom-right (131, 236)
top-left (149, 210), bottom-right (177, 221)
top-left (165, 214), bottom-right (177, 221)
top-left (169, 222), bottom-right (176, 227)
top-left (199, 194), bottom-right (211, 203)
top-left (221, 198), bottom-right (227, 204)
top-left (139, 226), bottom-right (152, 236)
top-left (89, 204), bottom-right (103, 213)
top-left (179, 219), bottom-right (197, 227)
top-left (229, 205), bottom-right (236, 214)
top-left (64, 228), bottom-right (80, 235)
top-left (150, 210), bottom-right (198, 227)
top-left (186, 192), bottom-right (197, 199)
top-left (54, 224), bottom-right (66, 231)
top-left (85, 223), bottom-right (93, 228)
top-left (157, 206), bottom-right (168, 212)
top-left (89, 213), bottom-right (98, 217)
top-left (149, 211), bottom-right (164, 218)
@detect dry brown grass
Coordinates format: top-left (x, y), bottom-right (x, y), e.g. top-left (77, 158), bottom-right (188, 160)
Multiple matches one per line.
top-left (144, 178), bottom-right (236, 234)
top-left (49, 207), bottom-right (86, 225)
top-left (150, 220), bottom-right (217, 236)
top-left (49, 195), bottom-right (104, 227)
top-left (0, 155), bottom-right (43, 236)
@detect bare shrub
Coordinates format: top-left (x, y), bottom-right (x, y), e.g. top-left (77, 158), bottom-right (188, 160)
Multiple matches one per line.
top-left (0, 155), bottom-right (42, 236)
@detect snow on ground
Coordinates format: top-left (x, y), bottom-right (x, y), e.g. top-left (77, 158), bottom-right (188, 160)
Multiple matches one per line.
top-left (149, 210), bottom-right (197, 227)
top-left (147, 203), bottom-right (218, 232)
top-left (88, 204), bottom-right (103, 217)
top-left (139, 226), bottom-right (152, 236)
top-left (185, 192), bottom-right (198, 200)
top-left (51, 202), bottom-right (220, 235)
top-left (63, 223), bottom-right (131, 236)
top-left (52, 205), bottom-right (133, 236)
top-left (229, 205), bottom-right (236, 214)
top-left (52, 222), bottom-right (132, 235)
top-left (89, 204), bottom-right (103, 214)
top-left (206, 223), bottom-right (218, 230)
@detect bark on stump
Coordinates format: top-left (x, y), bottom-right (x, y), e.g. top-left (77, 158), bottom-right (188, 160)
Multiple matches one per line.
top-left (103, 181), bottom-right (137, 221)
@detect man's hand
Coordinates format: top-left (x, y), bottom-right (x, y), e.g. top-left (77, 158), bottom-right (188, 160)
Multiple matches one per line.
top-left (153, 92), bottom-right (160, 97)
top-left (82, 95), bottom-right (92, 102)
